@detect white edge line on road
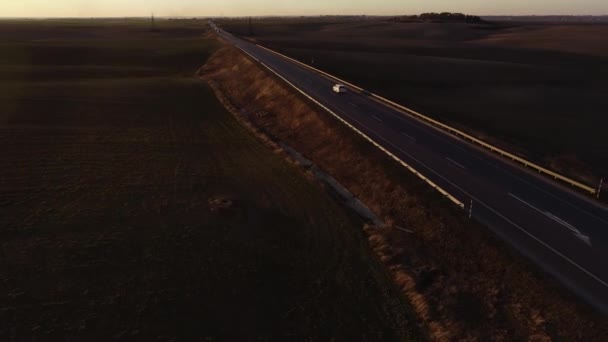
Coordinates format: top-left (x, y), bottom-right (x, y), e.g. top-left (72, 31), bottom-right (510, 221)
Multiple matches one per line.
top-left (501, 164), bottom-right (608, 226)
top-left (391, 111), bottom-right (484, 160)
top-left (545, 212), bottom-right (581, 234)
top-left (231, 42), bottom-right (465, 210)
top-left (509, 192), bottom-right (578, 232)
top-left (376, 131), bottom-right (608, 289)
top-left (509, 192), bottom-right (545, 214)
top-left (545, 212), bottom-right (583, 235)
top-left (252, 38), bottom-right (608, 225)
top-left (446, 157), bottom-right (466, 170)
top-left (227, 35), bottom-right (608, 290)
top-left (254, 42), bottom-right (597, 195)
top-left (372, 115), bottom-right (383, 123)
top-left (509, 193), bottom-right (591, 245)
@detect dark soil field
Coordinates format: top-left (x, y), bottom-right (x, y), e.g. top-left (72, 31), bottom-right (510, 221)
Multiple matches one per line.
top-left (0, 20), bottom-right (417, 341)
top-left (217, 18), bottom-right (608, 185)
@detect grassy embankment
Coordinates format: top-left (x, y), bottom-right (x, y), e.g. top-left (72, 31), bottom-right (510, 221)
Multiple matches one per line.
top-left (0, 20), bottom-right (418, 341)
top-left (202, 33), bottom-right (608, 340)
top-left (217, 17), bottom-right (608, 188)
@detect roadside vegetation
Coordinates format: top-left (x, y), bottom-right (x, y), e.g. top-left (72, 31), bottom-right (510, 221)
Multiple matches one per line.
top-left (216, 17), bottom-right (608, 190)
top-left (202, 35), bottom-right (608, 340)
top-left (0, 20), bottom-right (418, 341)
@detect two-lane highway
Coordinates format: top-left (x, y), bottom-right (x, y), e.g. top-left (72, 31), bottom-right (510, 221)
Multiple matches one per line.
top-left (217, 28), bottom-right (608, 314)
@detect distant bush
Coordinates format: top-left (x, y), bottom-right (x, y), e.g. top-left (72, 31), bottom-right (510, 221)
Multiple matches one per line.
top-left (391, 12), bottom-right (484, 24)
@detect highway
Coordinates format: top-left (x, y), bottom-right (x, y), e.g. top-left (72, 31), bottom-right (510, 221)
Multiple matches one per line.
top-left (215, 27), bottom-right (608, 314)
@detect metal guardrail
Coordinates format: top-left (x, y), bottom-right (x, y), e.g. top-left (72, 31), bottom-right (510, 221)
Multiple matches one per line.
top-left (255, 44), bottom-right (598, 196)
top-left (225, 37), bottom-right (465, 209)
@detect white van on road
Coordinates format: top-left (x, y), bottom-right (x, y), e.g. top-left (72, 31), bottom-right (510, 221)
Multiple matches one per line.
top-left (333, 84), bottom-right (347, 94)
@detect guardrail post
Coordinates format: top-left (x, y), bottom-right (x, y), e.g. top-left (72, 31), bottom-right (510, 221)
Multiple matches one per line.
top-left (598, 178), bottom-right (604, 199)
top-left (469, 199), bottom-right (473, 219)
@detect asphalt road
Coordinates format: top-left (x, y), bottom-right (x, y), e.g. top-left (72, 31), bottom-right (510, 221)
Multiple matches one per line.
top-left (216, 27), bottom-right (608, 314)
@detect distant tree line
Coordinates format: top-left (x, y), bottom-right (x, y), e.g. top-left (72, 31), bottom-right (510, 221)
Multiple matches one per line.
top-left (390, 12), bottom-right (484, 24)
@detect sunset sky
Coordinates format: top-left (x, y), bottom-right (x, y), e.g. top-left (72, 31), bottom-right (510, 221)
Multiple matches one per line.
top-left (2, 0), bottom-right (607, 17)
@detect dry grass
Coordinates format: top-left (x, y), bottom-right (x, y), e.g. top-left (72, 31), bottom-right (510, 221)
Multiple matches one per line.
top-left (202, 40), bottom-right (608, 341)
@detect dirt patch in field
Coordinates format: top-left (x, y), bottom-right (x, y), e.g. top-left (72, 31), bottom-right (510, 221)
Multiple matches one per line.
top-left (201, 39), bottom-right (608, 341)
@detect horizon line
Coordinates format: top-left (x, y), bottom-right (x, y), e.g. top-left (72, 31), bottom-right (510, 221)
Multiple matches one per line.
top-left (2, 13), bottom-right (608, 19)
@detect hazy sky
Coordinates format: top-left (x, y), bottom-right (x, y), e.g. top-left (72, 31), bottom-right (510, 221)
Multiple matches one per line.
top-left (2, 0), bottom-right (607, 17)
